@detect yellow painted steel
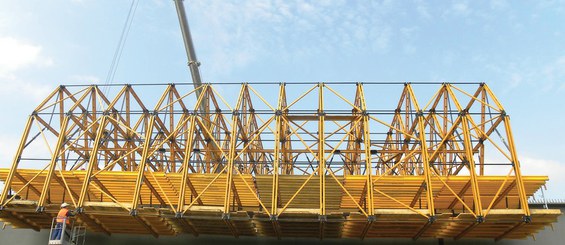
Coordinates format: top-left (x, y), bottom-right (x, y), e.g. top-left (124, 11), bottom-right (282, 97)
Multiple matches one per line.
top-left (0, 83), bottom-right (560, 240)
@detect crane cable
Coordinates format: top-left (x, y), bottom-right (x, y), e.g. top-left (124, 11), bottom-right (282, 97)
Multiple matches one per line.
top-left (104, 0), bottom-right (139, 95)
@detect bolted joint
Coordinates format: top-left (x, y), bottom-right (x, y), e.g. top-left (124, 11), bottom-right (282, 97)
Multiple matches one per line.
top-left (215, 108), bottom-right (222, 114)
top-left (367, 215), bottom-right (376, 222)
top-left (232, 110), bottom-right (240, 116)
top-left (102, 110), bottom-right (111, 116)
top-left (478, 138), bottom-right (484, 144)
top-left (317, 110), bottom-right (326, 116)
top-left (428, 108), bottom-right (436, 113)
top-left (370, 149), bottom-right (378, 155)
top-left (75, 207), bottom-right (84, 214)
top-left (428, 215), bottom-right (436, 223)
top-left (462, 159), bottom-right (469, 166)
top-left (318, 215), bottom-right (327, 223)
top-left (523, 215), bottom-right (532, 223)
top-left (222, 213), bottom-right (230, 220)
top-left (476, 216), bottom-right (484, 223)
top-left (270, 215), bottom-right (278, 221)
top-left (480, 82), bottom-right (486, 87)
top-left (394, 108), bottom-right (401, 113)
top-left (362, 110), bottom-right (369, 116)
top-left (175, 212), bottom-right (183, 219)
top-left (31, 110), bottom-right (38, 116)
top-left (65, 111), bottom-right (73, 117)
top-left (275, 110), bottom-right (283, 116)
top-left (459, 109), bottom-right (468, 116)
top-left (130, 209), bottom-right (138, 216)
top-left (36, 206), bottom-right (45, 213)
top-left (500, 110), bottom-right (507, 117)
top-left (126, 84), bottom-right (132, 88)
top-left (404, 138), bottom-right (411, 144)
top-left (416, 110), bottom-right (424, 117)
top-left (152, 110), bottom-right (159, 116)
top-left (387, 131), bottom-right (393, 136)
top-left (142, 109), bottom-right (149, 115)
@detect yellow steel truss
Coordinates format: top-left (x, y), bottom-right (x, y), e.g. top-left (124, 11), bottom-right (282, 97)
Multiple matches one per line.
top-left (0, 82), bottom-right (560, 240)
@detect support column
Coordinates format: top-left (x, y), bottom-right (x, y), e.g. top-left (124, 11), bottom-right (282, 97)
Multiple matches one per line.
top-left (407, 84), bottom-right (435, 220)
top-left (223, 85), bottom-right (245, 217)
top-left (502, 116), bottom-right (531, 219)
top-left (318, 83), bottom-right (326, 218)
top-left (271, 83), bottom-right (285, 218)
top-left (131, 113), bottom-right (156, 215)
top-left (461, 115), bottom-right (484, 220)
top-left (0, 116), bottom-right (35, 208)
top-left (77, 116), bottom-right (108, 212)
top-left (177, 115), bottom-right (196, 215)
top-left (359, 84), bottom-right (374, 218)
top-left (37, 115), bottom-right (71, 212)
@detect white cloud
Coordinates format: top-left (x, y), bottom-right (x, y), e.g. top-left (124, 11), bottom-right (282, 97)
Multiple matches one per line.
top-left (0, 37), bottom-right (53, 79)
top-left (69, 75), bottom-right (101, 85)
top-left (487, 56), bottom-right (565, 94)
top-left (520, 155), bottom-right (565, 198)
top-left (0, 79), bottom-right (53, 104)
top-left (187, 0), bottom-right (396, 76)
top-left (415, 0), bottom-right (432, 19)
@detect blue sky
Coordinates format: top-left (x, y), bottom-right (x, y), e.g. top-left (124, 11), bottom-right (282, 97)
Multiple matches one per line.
top-left (0, 0), bottom-right (564, 198)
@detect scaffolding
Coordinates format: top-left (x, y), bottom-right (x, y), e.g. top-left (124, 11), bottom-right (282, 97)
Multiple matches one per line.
top-left (0, 82), bottom-right (560, 240)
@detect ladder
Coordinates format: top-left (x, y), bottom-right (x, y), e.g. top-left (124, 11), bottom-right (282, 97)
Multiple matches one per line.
top-left (48, 218), bottom-right (86, 245)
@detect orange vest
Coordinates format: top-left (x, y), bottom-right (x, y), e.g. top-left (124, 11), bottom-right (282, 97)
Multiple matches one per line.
top-left (56, 208), bottom-right (70, 224)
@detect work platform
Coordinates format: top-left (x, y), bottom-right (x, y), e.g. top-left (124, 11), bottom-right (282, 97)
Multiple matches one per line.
top-left (0, 83), bottom-right (561, 240)
top-left (0, 172), bottom-right (560, 239)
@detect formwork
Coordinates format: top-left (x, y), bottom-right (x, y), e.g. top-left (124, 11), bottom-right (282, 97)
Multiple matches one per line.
top-left (0, 82), bottom-right (560, 240)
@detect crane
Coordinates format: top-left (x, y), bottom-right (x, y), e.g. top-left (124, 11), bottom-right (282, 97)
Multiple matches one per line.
top-left (173, 0), bottom-right (208, 114)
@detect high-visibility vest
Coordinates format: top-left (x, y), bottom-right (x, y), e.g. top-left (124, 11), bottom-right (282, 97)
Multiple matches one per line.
top-left (56, 208), bottom-right (70, 224)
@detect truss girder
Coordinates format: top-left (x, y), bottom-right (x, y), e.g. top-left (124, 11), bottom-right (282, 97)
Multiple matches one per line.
top-left (0, 82), bottom-right (557, 240)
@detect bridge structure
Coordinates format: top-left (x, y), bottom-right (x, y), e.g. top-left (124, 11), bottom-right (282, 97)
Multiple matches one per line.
top-left (0, 82), bottom-right (560, 241)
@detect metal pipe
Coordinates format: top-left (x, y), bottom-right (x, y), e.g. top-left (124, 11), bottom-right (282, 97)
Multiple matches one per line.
top-left (173, 0), bottom-right (207, 112)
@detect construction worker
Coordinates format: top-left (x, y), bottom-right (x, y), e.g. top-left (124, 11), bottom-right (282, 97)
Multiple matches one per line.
top-left (51, 202), bottom-right (74, 241)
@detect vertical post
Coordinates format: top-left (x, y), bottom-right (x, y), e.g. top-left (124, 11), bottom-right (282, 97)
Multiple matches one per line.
top-left (359, 84), bottom-right (374, 218)
top-left (479, 87), bottom-right (486, 176)
top-left (318, 83), bottom-right (326, 217)
top-left (177, 115), bottom-right (196, 215)
top-left (131, 113), bottom-right (156, 215)
top-left (37, 115), bottom-right (71, 212)
top-left (271, 84), bottom-right (284, 218)
top-left (77, 116), bottom-right (108, 212)
top-left (0, 116), bottom-right (35, 207)
top-left (406, 84), bottom-right (435, 220)
top-left (223, 85), bottom-right (245, 217)
top-left (502, 116), bottom-right (531, 219)
top-left (461, 116), bottom-right (484, 220)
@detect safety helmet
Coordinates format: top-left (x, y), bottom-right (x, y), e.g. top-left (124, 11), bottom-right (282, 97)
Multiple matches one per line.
top-left (61, 202), bottom-right (70, 208)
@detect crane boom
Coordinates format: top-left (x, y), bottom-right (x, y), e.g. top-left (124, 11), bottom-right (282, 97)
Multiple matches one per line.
top-left (173, 0), bottom-right (207, 112)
